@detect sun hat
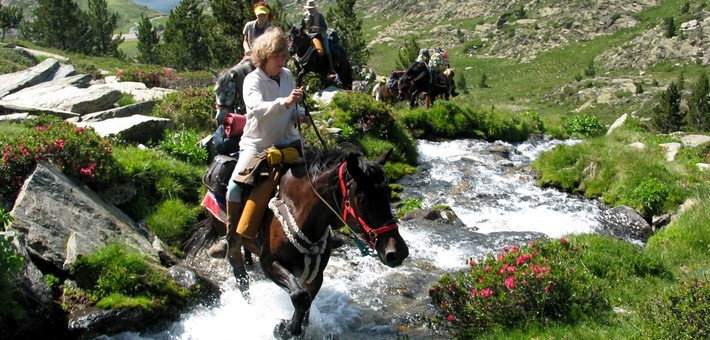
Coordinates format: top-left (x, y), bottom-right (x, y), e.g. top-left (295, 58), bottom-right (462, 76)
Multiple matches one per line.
top-left (304, 0), bottom-right (317, 9)
top-left (254, 5), bottom-right (270, 16)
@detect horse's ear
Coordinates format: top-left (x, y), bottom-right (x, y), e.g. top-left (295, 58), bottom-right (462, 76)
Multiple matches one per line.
top-left (374, 148), bottom-right (393, 167)
top-left (346, 152), bottom-right (365, 181)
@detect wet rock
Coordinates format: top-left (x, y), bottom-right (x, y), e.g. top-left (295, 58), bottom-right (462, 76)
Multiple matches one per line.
top-left (597, 205), bottom-right (652, 243)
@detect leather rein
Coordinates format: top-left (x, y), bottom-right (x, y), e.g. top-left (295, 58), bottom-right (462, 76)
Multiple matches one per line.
top-left (337, 163), bottom-right (399, 250)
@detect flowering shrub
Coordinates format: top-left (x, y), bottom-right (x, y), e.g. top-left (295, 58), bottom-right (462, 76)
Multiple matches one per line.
top-left (0, 116), bottom-right (118, 204)
top-left (116, 67), bottom-right (176, 88)
top-left (640, 278), bottom-right (709, 339)
top-left (428, 238), bottom-right (608, 335)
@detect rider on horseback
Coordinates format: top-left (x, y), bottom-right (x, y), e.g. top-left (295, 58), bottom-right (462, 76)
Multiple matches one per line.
top-left (301, 0), bottom-right (335, 76)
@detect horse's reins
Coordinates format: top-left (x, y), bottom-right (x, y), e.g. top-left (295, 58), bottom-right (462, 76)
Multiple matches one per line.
top-left (291, 96), bottom-right (398, 256)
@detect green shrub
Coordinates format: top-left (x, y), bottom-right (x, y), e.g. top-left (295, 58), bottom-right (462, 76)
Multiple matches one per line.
top-left (639, 278), bottom-right (709, 339)
top-left (0, 49), bottom-right (36, 74)
top-left (145, 199), bottom-right (200, 250)
top-left (70, 243), bottom-right (189, 310)
top-left (330, 92), bottom-right (398, 140)
top-left (561, 114), bottom-right (605, 137)
top-left (113, 146), bottom-right (203, 221)
top-left (159, 129), bottom-right (209, 166)
top-left (632, 177), bottom-right (669, 221)
top-left (429, 238), bottom-right (608, 336)
top-left (151, 88), bottom-right (215, 134)
top-left (0, 115), bottom-right (118, 204)
top-left (116, 93), bottom-right (136, 107)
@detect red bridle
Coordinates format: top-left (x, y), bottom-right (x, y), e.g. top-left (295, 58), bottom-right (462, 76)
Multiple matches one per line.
top-left (338, 163), bottom-right (399, 249)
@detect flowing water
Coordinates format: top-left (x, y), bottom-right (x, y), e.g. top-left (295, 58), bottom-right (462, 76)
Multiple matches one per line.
top-left (113, 137), bottom-right (607, 339)
top-left (132, 0), bottom-right (181, 13)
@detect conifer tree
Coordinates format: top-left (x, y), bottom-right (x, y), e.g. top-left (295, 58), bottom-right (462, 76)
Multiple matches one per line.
top-left (326, 0), bottom-right (369, 68)
top-left (160, 0), bottom-right (212, 70)
top-left (207, 0), bottom-right (251, 67)
top-left (0, 4), bottom-right (22, 40)
top-left (22, 0), bottom-right (87, 52)
top-left (85, 0), bottom-right (123, 57)
top-left (652, 80), bottom-right (685, 133)
top-left (137, 14), bottom-right (160, 64)
top-left (688, 72), bottom-right (709, 131)
top-left (395, 38), bottom-right (419, 71)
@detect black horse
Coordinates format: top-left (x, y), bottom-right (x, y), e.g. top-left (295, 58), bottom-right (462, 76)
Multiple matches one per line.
top-left (287, 25), bottom-right (353, 90)
top-left (398, 61), bottom-right (455, 108)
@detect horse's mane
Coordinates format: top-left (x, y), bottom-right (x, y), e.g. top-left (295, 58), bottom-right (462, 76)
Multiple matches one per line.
top-left (303, 144), bottom-right (388, 192)
top-left (214, 69), bottom-right (232, 95)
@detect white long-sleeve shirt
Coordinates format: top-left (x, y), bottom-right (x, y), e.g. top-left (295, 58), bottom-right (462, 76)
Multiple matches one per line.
top-left (241, 67), bottom-right (304, 151)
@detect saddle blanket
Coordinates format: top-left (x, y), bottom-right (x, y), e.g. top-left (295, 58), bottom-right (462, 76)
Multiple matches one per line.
top-left (201, 191), bottom-right (227, 224)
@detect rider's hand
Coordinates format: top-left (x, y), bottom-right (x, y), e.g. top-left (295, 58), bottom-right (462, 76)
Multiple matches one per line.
top-left (285, 86), bottom-right (305, 108)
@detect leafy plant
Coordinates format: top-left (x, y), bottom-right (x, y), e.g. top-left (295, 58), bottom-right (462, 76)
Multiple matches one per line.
top-left (639, 278), bottom-right (709, 339)
top-left (562, 114), bottom-right (605, 137)
top-left (145, 198), bottom-right (200, 250)
top-left (429, 238), bottom-right (608, 336)
top-left (632, 177), bottom-right (670, 221)
top-left (159, 129), bottom-right (208, 166)
top-left (150, 88), bottom-right (215, 134)
top-left (396, 197), bottom-right (422, 217)
top-left (70, 242), bottom-right (189, 310)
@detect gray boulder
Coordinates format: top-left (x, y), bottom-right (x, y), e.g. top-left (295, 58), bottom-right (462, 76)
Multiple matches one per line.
top-left (0, 83), bottom-right (123, 114)
top-left (76, 114), bottom-right (175, 144)
top-left (0, 58), bottom-right (60, 98)
top-left (8, 161), bottom-right (159, 271)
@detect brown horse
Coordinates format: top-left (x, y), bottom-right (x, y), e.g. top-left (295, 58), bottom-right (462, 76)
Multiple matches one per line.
top-left (203, 146), bottom-right (409, 338)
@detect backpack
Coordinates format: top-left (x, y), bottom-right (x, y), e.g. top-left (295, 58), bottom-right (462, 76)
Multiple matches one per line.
top-left (212, 125), bottom-right (239, 156)
top-left (202, 154), bottom-right (238, 196)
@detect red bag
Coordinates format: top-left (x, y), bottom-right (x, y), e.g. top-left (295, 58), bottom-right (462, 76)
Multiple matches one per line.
top-left (223, 113), bottom-right (246, 138)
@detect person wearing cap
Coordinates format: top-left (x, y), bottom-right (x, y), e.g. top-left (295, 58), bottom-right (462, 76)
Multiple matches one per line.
top-left (301, 0), bottom-right (334, 74)
top-left (243, 1), bottom-right (274, 59)
top-left (209, 27), bottom-right (307, 258)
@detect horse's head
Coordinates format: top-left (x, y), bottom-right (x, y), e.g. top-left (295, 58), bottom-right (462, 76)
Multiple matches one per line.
top-left (341, 149), bottom-right (409, 267)
top-left (287, 25), bottom-right (307, 57)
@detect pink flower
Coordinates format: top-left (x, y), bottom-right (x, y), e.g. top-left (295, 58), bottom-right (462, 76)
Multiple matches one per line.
top-left (506, 265), bottom-right (517, 273)
top-left (74, 127), bottom-right (85, 133)
top-left (512, 245), bottom-right (519, 252)
top-left (471, 289), bottom-right (478, 298)
top-left (505, 276), bottom-right (516, 289)
top-left (503, 245), bottom-right (510, 252)
top-left (545, 285), bottom-right (552, 293)
top-left (480, 289), bottom-right (492, 298)
top-left (516, 254), bottom-right (531, 265)
top-left (447, 315), bottom-right (454, 322)
top-left (470, 259), bottom-right (477, 266)
top-left (560, 237), bottom-right (567, 244)
top-left (484, 265), bottom-right (491, 272)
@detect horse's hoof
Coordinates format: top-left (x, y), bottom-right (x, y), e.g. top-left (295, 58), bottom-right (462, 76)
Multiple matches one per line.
top-left (273, 320), bottom-right (302, 339)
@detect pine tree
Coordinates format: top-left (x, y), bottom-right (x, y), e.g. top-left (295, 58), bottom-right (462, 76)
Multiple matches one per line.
top-left (0, 4), bottom-right (22, 40)
top-left (137, 14), bottom-right (160, 64)
top-left (22, 0), bottom-right (87, 52)
top-left (208, 0), bottom-right (251, 67)
top-left (395, 38), bottom-right (419, 71)
top-left (85, 0), bottom-right (123, 57)
top-left (456, 72), bottom-right (468, 94)
top-left (160, 0), bottom-right (212, 70)
top-left (688, 72), bottom-right (709, 131)
top-left (652, 80), bottom-right (685, 133)
top-left (326, 0), bottom-right (369, 68)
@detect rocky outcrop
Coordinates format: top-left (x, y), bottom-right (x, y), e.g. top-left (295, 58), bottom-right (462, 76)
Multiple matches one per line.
top-left (10, 161), bottom-right (160, 270)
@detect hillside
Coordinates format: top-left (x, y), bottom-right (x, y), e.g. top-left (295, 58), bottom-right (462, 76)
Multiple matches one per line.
top-left (4, 0), bottom-right (707, 124)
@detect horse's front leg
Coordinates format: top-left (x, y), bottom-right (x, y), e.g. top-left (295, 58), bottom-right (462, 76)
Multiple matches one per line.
top-left (227, 238), bottom-right (250, 297)
top-left (268, 261), bottom-right (314, 338)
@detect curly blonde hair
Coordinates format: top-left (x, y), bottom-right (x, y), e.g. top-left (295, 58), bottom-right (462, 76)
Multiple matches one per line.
top-left (250, 27), bottom-right (288, 69)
